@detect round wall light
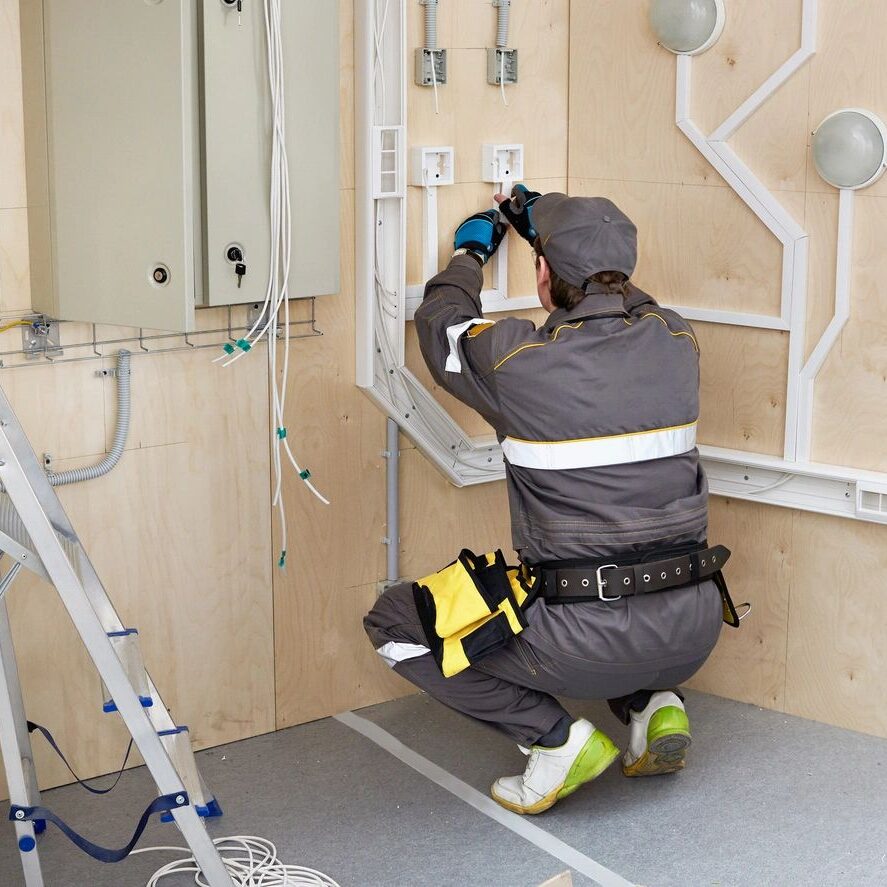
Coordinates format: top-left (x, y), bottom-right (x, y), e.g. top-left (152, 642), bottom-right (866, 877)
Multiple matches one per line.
top-left (812, 109), bottom-right (887, 190)
top-left (649, 0), bottom-right (726, 55)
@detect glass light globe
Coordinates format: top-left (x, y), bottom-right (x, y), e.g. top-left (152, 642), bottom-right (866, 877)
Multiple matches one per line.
top-left (649, 0), bottom-right (726, 56)
top-left (813, 109), bottom-right (887, 190)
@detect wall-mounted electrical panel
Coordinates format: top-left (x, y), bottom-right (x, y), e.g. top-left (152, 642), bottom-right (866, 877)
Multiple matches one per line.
top-left (19, 0), bottom-right (339, 332)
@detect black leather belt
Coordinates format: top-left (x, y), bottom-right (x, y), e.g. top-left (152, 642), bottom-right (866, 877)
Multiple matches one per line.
top-left (540, 544), bottom-right (731, 603)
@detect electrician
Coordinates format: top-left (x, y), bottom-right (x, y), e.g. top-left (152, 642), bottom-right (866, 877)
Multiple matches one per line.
top-left (365, 187), bottom-right (737, 815)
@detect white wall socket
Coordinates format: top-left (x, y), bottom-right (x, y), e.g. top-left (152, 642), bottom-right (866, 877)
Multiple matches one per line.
top-left (481, 143), bottom-right (524, 184)
top-left (410, 146), bottom-right (455, 187)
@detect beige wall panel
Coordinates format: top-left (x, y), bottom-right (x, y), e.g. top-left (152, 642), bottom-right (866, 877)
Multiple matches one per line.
top-left (692, 0), bottom-right (809, 193)
top-left (810, 193), bottom-right (887, 470)
top-left (805, 0), bottom-right (887, 199)
top-left (275, 582), bottom-right (415, 730)
top-left (0, 360), bottom-right (106, 460)
top-left (408, 6), bottom-right (569, 184)
top-left (684, 497), bottom-right (793, 710)
top-left (0, 423), bottom-right (275, 795)
top-left (803, 190), bottom-right (839, 362)
top-left (0, 0), bottom-right (26, 209)
top-left (570, 177), bottom-right (788, 317)
top-left (568, 1), bottom-right (714, 187)
top-left (696, 323), bottom-right (789, 455)
top-left (784, 512), bottom-right (887, 737)
top-left (273, 189), bottom-right (395, 727)
top-left (400, 447), bottom-right (513, 579)
top-left (0, 206), bottom-right (30, 312)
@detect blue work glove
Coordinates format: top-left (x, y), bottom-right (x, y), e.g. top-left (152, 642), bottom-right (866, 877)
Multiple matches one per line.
top-left (497, 184), bottom-right (541, 244)
top-left (454, 209), bottom-right (507, 265)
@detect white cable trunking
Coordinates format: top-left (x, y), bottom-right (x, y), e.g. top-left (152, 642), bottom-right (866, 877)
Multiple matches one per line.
top-left (356, 0), bottom-right (887, 525)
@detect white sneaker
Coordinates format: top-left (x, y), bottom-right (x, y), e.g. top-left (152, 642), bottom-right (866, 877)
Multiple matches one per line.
top-left (623, 691), bottom-right (692, 777)
top-left (491, 718), bottom-right (619, 815)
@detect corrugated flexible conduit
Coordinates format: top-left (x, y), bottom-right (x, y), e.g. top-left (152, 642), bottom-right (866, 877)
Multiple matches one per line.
top-left (495, 0), bottom-right (510, 48)
top-left (423, 0), bottom-right (438, 49)
top-left (48, 349), bottom-right (131, 487)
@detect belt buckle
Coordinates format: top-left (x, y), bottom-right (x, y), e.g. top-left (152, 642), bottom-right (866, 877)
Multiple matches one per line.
top-left (596, 564), bottom-right (622, 602)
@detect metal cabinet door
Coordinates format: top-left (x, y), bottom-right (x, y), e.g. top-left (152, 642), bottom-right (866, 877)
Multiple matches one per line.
top-left (40, 0), bottom-right (200, 331)
top-left (201, 0), bottom-right (339, 307)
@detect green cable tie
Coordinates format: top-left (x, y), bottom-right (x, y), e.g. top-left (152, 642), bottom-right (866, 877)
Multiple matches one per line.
top-left (299, 469), bottom-right (311, 480)
top-left (222, 343), bottom-right (235, 354)
top-left (278, 549), bottom-right (287, 568)
top-left (235, 338), bottom-right (252, 352)
top-left (277, 427), bottom-right (287, 439)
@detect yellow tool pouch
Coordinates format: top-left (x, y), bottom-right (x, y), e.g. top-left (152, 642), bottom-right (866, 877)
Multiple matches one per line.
top-left (413, 550), bottom-right (541, 678)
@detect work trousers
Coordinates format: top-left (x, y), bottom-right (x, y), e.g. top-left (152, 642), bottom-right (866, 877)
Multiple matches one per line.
top-left (364, 580), bottom-right (720, 747)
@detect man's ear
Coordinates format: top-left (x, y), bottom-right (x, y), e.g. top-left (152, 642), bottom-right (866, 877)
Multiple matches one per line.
top-left (536, 254), bottom-right (551, 285)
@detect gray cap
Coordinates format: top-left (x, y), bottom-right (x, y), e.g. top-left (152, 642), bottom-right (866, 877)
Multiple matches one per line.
top-left (532, 194), bottom-right (637, 289)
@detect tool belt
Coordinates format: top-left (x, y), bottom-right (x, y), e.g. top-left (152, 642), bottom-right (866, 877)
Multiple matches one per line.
top-left (413, 543), bottom-right (747, 679)
top-left (539, 542), bottom-right (747, 627)
top-left (413, 549), bottom-right (541, 678)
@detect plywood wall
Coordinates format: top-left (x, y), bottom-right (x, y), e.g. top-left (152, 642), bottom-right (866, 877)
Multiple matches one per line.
top-left (3, 0), bottom-right (887, 809)
top-left (0, 0), bottom-right (279, 799)
top-left (569, 0), bottom-right (887, 739)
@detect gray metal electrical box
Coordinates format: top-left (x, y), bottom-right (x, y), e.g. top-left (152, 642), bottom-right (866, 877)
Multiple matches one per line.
top-left (19, 0), bottom-right (339, 332)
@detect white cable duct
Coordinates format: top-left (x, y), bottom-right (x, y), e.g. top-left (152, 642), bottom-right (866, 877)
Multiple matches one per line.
top-left (48, 350), bottom-right (131, 487)
top-left (214, 0), bottom-right (328, 571)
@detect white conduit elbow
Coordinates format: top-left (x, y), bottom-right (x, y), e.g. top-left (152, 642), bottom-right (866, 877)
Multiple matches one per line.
top-left (48, 350), bottom-right (131, 487)
top-left (495, 0), bottom-right (510, 48)
top-left (423, 0), bottom-right (438, 49)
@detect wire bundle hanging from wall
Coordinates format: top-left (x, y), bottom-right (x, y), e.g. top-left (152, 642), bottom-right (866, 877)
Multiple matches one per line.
top-left (215, 0), bottom-right (329, 569)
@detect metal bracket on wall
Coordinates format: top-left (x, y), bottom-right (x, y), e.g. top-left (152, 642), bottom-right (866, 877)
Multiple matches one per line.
top-left (20, 318), bottom-right (63, 361)
top-left (246, 302), bottom-right (280, 338)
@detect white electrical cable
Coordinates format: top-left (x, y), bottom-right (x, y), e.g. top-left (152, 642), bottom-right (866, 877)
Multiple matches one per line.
top-left (214, 0), bottom-right (329, 571)
top-left (133, 836), bottom-right (340, 887)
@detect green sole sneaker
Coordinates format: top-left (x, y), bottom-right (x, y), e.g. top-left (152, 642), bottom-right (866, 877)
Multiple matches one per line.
top-left (623, 705), bottom-right (691, 778)
top-left (557, 729), bottom-right (620, 800)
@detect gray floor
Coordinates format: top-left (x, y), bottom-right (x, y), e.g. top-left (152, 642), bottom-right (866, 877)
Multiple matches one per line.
top-left (2, 689), bottom-right (886, 887)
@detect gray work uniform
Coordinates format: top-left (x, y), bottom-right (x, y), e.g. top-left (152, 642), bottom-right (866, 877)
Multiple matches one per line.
top-left (365, 254), bottom-right (723, 746)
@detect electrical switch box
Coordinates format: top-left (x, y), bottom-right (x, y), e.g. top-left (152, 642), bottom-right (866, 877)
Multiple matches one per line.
top-left (410, 147), bottom-right (455, 187)
top-left (20, 0), bottom-right (339, 332)
top-left (487, 48), bottom-right (518, 85)
top-left (481, 144), bottom-right (524, 185)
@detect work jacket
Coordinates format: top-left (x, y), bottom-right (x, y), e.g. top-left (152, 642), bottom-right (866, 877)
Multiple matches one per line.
top-left (414, 254), bottom-right (709, 567)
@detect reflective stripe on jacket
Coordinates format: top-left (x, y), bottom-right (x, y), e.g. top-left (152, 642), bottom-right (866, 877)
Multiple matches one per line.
top-left (413, 254), bottom-right (709, 565)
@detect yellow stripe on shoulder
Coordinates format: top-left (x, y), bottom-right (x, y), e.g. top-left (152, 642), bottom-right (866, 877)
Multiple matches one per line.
top-left (632, 312), bottom-right (699, 352)
top-left (467, 322), bottom-right (496, 338)
top-left (493, 322), bottom-right (584, 371)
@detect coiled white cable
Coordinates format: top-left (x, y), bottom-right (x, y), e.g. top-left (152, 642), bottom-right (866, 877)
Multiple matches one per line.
top-left (133, 836), bottom-right (340, 887)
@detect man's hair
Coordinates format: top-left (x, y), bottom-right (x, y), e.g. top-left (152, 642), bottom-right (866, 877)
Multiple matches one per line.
top-left (533, 237), bottom-right (629, 311)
